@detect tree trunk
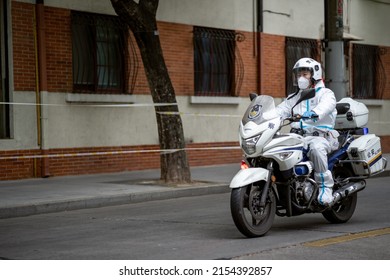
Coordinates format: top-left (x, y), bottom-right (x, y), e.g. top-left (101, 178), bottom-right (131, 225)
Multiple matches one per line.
top-left (110, 0), bottom-right (191, 183)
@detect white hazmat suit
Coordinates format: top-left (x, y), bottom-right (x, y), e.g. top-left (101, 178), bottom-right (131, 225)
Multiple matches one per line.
top-left (276, 58), bottom-right (338, 205)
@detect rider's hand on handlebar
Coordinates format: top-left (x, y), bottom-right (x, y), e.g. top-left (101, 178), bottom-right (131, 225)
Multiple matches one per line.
top-left (302, 110), bottom-right (318, 122)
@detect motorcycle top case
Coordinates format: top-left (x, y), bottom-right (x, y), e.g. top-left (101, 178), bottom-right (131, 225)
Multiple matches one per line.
top-left (347, 134), bottom-right (383, 175)
top-left (334, 97), bottom-right (369, 129)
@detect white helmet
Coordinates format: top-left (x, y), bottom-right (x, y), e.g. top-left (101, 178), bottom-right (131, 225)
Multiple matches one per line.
top-left (292, 58), bottom-right (322, 85)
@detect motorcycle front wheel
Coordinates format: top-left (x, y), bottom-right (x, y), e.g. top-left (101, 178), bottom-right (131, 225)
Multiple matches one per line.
top-left (230, 182), bottom-right (276, 238)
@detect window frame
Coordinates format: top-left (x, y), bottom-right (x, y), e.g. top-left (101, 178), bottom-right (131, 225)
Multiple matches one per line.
top-left (193, 26), bottom-right (237, 97)
top-left (285, 37), bottom-right (319, 96)
top-left (352, 43), bottom-right (385, 99)
top-left (71, 11), bottom-right (128, 94)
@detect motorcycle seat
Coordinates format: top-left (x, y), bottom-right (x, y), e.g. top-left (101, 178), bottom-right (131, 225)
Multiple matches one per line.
top-left (336, 103), bottom-right (350, 115)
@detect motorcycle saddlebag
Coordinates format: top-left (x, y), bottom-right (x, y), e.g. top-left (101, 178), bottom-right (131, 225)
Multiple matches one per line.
top-left (334, 98), bottom-right (369, 129)
top-left (347, 134), bottom-right (383, 176)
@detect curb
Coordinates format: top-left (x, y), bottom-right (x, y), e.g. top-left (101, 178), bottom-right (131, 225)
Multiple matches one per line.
top-left (1, 169), bottom-right (388, 219)
top-left (0, 183), bottom-right (230, 219)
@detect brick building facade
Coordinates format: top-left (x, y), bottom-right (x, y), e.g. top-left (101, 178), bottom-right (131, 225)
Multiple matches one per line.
top-left (1, 1), bottom-right (389, 180)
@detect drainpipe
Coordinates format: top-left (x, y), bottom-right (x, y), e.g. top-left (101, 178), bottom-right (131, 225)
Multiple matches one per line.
top-left (324, 0), bottom-right (346, 101)
top-left (257, 0), bottom-right (263, 94)
top-left (34, 0), bottom-right (50, 177)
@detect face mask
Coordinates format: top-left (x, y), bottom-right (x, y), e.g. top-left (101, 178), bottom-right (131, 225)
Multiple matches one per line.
top-left (298, 76), bottom-right (310, 89)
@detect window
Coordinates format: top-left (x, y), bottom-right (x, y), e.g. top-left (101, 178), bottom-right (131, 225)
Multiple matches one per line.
top-left (285, 37), bottom-right (319, 95)
top-left (352, 44), bottom-right (385, 99)
top-left (71, 12), bottom-right (129, 94)
top-left (0, 0), bottom-right (10, 139)
top-left (193, 27), bottom-right (243, 97)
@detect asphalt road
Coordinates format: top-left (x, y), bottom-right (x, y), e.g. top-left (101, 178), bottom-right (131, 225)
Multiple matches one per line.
top-left (0, 176), bottom-right (389, 260)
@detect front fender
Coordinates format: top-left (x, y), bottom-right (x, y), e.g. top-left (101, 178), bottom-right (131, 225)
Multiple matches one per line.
top-left (229, 168), bottom-right (269, 189)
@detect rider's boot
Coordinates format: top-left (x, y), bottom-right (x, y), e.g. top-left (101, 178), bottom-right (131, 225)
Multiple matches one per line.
top-left (315, 170), bottom-right (334, 206)
top-left (318, 186), bottom-right (334, 205)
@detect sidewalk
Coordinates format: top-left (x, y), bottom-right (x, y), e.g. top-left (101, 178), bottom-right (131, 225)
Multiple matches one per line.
top-left (0, 164), bottom-right (241, 219)
top-left (0, 155), bottom-right (389, 219)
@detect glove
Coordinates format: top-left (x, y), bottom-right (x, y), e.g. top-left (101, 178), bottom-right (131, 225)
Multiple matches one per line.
top-left (302, 110), bottom-right (318, 122)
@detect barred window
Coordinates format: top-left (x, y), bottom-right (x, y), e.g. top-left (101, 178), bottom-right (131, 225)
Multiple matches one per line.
top-left (71, 12), bottom-right (129, 94)
top-left (193, 27), bottom-right (243, 97)
top-left (352, 44), bottom-right (386, 99)
top-left (285, 37), bottom-right (319, 95)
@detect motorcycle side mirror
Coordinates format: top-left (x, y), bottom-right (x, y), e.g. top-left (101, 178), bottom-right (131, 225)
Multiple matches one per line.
top-left (291, 88), bottom-right (316, 114)
top-left (296, 88), bottom-right (315, 104)
top-left (249, 92), bottom-right (258, 101)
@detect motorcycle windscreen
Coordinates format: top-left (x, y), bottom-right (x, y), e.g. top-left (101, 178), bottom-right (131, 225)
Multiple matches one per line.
top-left (242, 95), bottom-right (279, 125)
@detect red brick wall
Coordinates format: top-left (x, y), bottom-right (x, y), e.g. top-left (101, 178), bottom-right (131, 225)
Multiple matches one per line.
top-left (237, 31), bottom-right (259, 97)
top-left (261, 33), bottom-right (286, 98)
top-left (3, 136), bottom-right (390, 180)
top-left (44, 7), bottom-right (73, 92)
top-left (158, 21), bottom-right (194, 96)
top-left (11, 2), bottom-right (261, 97)
top-left (0, 150), bottom-right (41, 180)
top-left (12, 2), bottom-right (36, 91)
top-left (6, 2), bottom-right (389, 181)
top-left (381, 46), bottom-right (390, 99)
top-left (380, 136), bottom-right (390, 154)
top-left (0, 142), bottom-right (241, 180)
top-left (11, 3), bottom-right (73, 92)
top-left (12, 2), bottom-right (390, 100)
top-left (6, 2), bottom-right (244, 180)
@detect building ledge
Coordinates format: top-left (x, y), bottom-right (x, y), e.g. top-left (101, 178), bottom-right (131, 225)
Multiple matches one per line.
top-left (356, 99), bottom-right (383, 107)
top-left (66, 93), bottom-right (136, 104)
top-left (190, 96), bottom-right (240, 105)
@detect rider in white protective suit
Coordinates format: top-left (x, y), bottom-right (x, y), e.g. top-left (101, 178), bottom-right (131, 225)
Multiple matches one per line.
top-left (276, 58), bottom-right (339, 206)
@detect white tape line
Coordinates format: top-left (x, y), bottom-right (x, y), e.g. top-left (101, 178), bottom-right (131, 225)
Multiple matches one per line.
top-left (1, 102), bottom-right (243, 118)
top-left (0, 146), bottom-right (241, 160)
top-left (1, 102), bottom-right (242, 117)
top-left (0, 102), bottom-right (177, 108)
top-left (157, 112), bottom-right (242, 118)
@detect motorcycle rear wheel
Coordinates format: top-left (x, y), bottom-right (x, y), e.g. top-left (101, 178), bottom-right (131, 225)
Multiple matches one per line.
top-left (230, 183), bottom-right (276, 238)
top-left (322, 192), bottom-right (357, 223)
top-left (322, 166), bottom-right (358, 223)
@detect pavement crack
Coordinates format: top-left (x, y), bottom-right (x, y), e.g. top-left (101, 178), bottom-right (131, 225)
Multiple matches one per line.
top-left (231, 244), bottom-right (300, 260)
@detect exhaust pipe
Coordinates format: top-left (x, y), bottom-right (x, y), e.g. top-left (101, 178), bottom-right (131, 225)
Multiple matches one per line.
top-left (331, 180), bottom-right (366, 206)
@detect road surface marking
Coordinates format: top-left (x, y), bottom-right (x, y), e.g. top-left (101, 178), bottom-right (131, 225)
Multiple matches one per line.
top-left (304, 227), bottom-right (390, 247)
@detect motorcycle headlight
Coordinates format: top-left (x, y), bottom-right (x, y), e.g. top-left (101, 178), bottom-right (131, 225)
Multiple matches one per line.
top-left (277, 151), bottom-right (293, 160)
top-left (242, 134), bottom-right (261, 155)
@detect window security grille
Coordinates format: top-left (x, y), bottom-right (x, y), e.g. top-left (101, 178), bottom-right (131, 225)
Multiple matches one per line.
top-left (352, 44), bottom-right (386, 99)
top-left (71, 11), bottom-right (138, 94)
top-left (285, 37), bottom-right (319, 95)
top-left (193, 27), bottom-right (244, 97)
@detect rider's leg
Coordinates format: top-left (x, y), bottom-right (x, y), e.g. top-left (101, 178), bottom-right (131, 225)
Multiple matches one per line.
top-left (306, 137), bottom-right (334, 205)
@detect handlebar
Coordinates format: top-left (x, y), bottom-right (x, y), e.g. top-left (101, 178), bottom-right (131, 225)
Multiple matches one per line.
top-left (286, 114), bottom-right (319, 122)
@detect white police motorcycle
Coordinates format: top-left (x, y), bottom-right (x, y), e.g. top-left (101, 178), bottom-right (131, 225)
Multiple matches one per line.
top-left (230, 89), bottom-right (387, 238)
